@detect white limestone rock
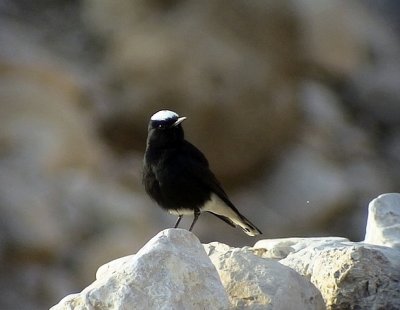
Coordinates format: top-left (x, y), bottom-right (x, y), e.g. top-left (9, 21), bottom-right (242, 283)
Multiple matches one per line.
top-left (253, 237), bottom-right (349, 260)
top-left (266, 238), bottom-right (400, 310)
top-left (51, 229), bottom-right (230, 310)
top-left (365, 193), bottom-right (400, 249)
top-left (204, 242), bottom-right (325, 310)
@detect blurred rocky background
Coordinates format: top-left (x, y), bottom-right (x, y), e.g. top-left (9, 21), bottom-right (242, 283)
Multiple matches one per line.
top-left (0, 0), bottom-right (399, 309)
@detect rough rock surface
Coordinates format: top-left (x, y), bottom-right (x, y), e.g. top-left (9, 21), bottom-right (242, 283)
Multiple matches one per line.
top-left (204, 242), bottom-right (325, 310)
top-left (254, 238), bottom-right (400, 310)
top-left (51, 229), bottom-right (229, 310)
top-left (52, 193), bottom-right (400, 309)
top-left (365, 193), bottom-right (400, 249)
top-left (253, 237), bottom-right (349, 260)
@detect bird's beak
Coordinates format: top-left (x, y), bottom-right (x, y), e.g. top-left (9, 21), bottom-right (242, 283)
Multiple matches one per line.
top-left (172, 116), bottom-right (187, 127)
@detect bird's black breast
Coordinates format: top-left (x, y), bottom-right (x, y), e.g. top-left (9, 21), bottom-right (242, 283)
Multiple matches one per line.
top-left (143, 141), bottom-right (213, 211)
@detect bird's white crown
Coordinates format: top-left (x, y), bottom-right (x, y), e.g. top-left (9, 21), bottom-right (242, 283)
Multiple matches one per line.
top-left (151, 110), bottom-right (179, 121)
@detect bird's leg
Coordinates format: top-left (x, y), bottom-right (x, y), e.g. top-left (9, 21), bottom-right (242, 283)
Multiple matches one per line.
top-left (174, 215), bottom-right (183, 228)
top-left (189, 209), bottom-right (201, 232)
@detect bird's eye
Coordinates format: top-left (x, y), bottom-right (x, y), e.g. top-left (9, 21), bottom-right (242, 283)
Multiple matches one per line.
top-left (158, 124), bottom-right (163, 128)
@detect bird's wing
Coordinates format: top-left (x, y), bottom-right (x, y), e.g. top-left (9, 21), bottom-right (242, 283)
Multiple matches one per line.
top-left (179, 141), bottom-right (241, 213)
top-left (164, 141), bottom-right (262, 236)
top-left (152, 141), bottom-right (232, 208)
top-left (181, 140), bottom-right (209, 167)
top-left (153, 144), bottom-right (262, 234)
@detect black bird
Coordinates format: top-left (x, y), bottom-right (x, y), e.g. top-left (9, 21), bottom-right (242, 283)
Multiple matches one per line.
top-left (142, 110), bottom-right (262, 236)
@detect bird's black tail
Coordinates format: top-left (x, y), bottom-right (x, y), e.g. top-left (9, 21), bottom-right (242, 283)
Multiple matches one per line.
top-left (236, 213), bottom-right (262, 236)
top-left (209, 213), bottom-right (236, 228)
top-left (209, 211), bottom-right (262, 236)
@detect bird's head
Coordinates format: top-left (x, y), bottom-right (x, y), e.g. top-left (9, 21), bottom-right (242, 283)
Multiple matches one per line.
top-left (146, 110), bottom-right (187, 148)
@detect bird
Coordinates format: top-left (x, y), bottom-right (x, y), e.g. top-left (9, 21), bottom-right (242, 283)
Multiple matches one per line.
top-left (142, 110), bottom-right (262, 236)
